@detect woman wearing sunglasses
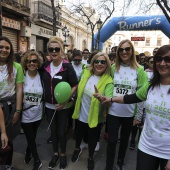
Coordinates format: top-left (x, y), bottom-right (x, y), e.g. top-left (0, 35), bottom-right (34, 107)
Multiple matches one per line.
top-left (21, 51), bottom-right (43, 170)
top-left (39, 37), bottom-right (78, 170)
top-left (95, 44), bottom-right (170, 170)
top-left (145, 56), bottom-right (154, 80)
top-left (71, 52), bottom-right (113, 170)
top-left (71, 50), bottom-right (84, 80)
top-left (102, 39), bottom-right (147, 170)
top-left (0, 36), bottom-right (24, 170)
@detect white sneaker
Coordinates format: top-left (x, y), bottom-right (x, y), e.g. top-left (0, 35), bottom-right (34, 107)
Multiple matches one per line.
top-left (80, 141), bottom-right (88, 150)
top-left (95, 142), bottom-right (100, 152)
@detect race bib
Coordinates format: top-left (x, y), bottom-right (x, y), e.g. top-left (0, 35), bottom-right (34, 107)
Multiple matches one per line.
top-left (114, 84), bottom-right (132, 97)
top-left (23, 92), bottom-right (42, 105)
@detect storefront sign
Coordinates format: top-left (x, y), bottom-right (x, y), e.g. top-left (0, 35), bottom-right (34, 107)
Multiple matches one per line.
top-left (131, 37), bottom-right (145, 41)
top-left (2, 17), bottom-right (20, 30)
top-left (38, 28), bottom-right (53, 36)
top-left (31, 24), bottom-right (53, 38)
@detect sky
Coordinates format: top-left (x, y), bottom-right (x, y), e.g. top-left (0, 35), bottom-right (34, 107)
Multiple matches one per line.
top-left (66, 0), bottom-right (163, 17)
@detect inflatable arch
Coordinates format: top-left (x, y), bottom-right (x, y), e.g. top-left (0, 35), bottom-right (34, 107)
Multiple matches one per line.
top-left (94, 15), bottom-right (170, 51)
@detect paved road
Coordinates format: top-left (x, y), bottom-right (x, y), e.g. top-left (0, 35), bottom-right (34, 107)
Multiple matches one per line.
top-left (11, 121), bottom-right (137, 170)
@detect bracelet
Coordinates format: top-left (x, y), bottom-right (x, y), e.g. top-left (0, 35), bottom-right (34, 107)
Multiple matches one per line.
top-left (16, 109), bottom-right (21, 113)
top-left (111, 97), bottom-right (113, 103)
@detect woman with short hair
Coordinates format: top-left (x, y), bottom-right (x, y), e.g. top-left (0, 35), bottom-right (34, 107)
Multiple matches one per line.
top-left (71, 52), bottom-right (113, 170)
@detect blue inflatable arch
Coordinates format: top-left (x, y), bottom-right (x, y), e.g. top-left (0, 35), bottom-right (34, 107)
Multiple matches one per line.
top-left (94, 15), bottom-right (170, 51)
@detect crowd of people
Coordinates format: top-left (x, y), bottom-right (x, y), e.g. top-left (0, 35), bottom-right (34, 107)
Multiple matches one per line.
top-left (0, 35), bottom-right (169, 170)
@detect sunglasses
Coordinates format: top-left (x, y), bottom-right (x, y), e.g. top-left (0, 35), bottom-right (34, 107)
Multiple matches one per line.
top-left (73, 59), bottom-right (82, 62)
top-left (149, 61), bottom-right (153, 64)
top-left (48, 47), bottom-right (60, 53)
top-left (119, 47), bottom-right (131, 53)
top-left (155, 56), bottom-right (170, 63)
top-left (94, 59), bottom-right (107, 65)
top-left (26, 59), bottom-right (38, 64)
top-left (83, 52), bottom-right (89, 54)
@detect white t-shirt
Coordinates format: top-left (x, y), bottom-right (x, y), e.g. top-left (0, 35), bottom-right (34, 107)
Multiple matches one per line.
top-left (139, 84), bottom-right (170, 159)
top-left (72, 63), bottom-right (82, 80)
top-left (109, 66), bottom-right (137, 117)
top-left (50, 61), bottom-right (62, 78)
top-left (147, 71), bottom-right (153, 81)
top-left (82, 59), bottom-right (88, 65)
top-left (0, 64), bottom-right (17, 98)
top-left (22, 71), bottom-right (43, 123)
top-left (79, 75), bottom-right (100, 123)
top-left (45, 61), bottom-right (62, 109)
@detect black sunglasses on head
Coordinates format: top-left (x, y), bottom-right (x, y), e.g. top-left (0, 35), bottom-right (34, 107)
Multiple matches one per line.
top-left (26, 59), bottom-right (38, 64)
top-left (155, 56), bottom-right (170, 63)
top-left (119, 47), bottom-right (131, 53)
top-left (48, 47), bottom-right (60, 53)
top-left (94, 59), bottom-right (107, 65)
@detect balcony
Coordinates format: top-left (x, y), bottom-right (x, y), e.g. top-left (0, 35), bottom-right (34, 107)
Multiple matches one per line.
top-left (1, 0), bottom-right (30, 17)
top-left (32, 1), bottom-right (61, 29)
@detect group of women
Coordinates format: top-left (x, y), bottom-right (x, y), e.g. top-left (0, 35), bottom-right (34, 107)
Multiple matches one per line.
top-left (0, 35), bottom-right (169, 170)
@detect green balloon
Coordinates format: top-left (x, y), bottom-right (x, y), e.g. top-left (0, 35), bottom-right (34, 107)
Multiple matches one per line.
top-left (54, 82), bottom-right (72, 103)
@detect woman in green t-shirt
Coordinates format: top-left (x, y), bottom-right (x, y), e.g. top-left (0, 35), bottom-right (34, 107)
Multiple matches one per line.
top-left (0, 36), bottom-right (24, 169)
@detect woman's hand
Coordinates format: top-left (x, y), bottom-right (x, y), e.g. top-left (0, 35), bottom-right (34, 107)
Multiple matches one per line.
top-left (101, 96), bottom-right (112, 104)
top-left (165, 160), bottom-right (170, 170)
top-left (133, 119), bottom-right (141, 126)
top-left (93, 85), bottom-right (103, 101)
top-left (11, 112), bottom-right (20, 126)
top-left (55, 103), bottom-right (67, 110)
top-left (93, 85), bottom-right (112, 105)
top-left (1, 132), bottom-right (8, 149)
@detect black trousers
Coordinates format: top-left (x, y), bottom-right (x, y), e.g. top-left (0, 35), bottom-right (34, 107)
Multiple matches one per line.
top-left (45, 107), bottom-right (69, 154)
top-left (130, 125), bottom-right (142, 142)
top-left (75, 120), bottom-right (102, 158)
top-left (0, 142), bottom-right (13, 166)
top-left (137, 149), bottom-right (168, 170)
top-left (106, 114), bottom-right (133, 170)
top-left (21, 119), bottom-right (41, 161)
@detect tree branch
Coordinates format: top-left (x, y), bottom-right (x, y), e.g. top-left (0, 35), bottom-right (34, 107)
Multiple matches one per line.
top-left (156, 0), bottom-right (170, 23)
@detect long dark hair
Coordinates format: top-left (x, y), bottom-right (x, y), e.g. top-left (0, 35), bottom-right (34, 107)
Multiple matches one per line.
top-left (150, 45), bottom-right (170, 93)
top-left (0, 36), bottom-right (14, 82)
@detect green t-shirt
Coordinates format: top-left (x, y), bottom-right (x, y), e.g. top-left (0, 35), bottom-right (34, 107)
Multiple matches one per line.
top-left (0, 62), bottom-right (24, 98)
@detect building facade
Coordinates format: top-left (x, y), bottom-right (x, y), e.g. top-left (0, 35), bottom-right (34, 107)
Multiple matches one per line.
top-left (1, 0), bottom-right (112, 53)
top-left (1, 0), bottom-right (31, 53)
top-left (112, 30), bottom-right (170, 56)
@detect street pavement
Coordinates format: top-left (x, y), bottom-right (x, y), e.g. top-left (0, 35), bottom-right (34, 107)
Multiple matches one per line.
top-left (10, 121), bottom-right (137, 170)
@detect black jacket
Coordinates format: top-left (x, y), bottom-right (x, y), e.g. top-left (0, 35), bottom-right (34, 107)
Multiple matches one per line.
top-left (39, 60), bottom-right (78, 104)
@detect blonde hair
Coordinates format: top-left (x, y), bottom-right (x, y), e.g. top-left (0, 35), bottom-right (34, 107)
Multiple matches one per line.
top-left (115, 39), bottom-right (139, 72)
top-left (47, 36), bottom-right (64, 54)
top-left (88, 52), bottom-right (111, 75)
top-left (21, 50), bottom-right (43, 72)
